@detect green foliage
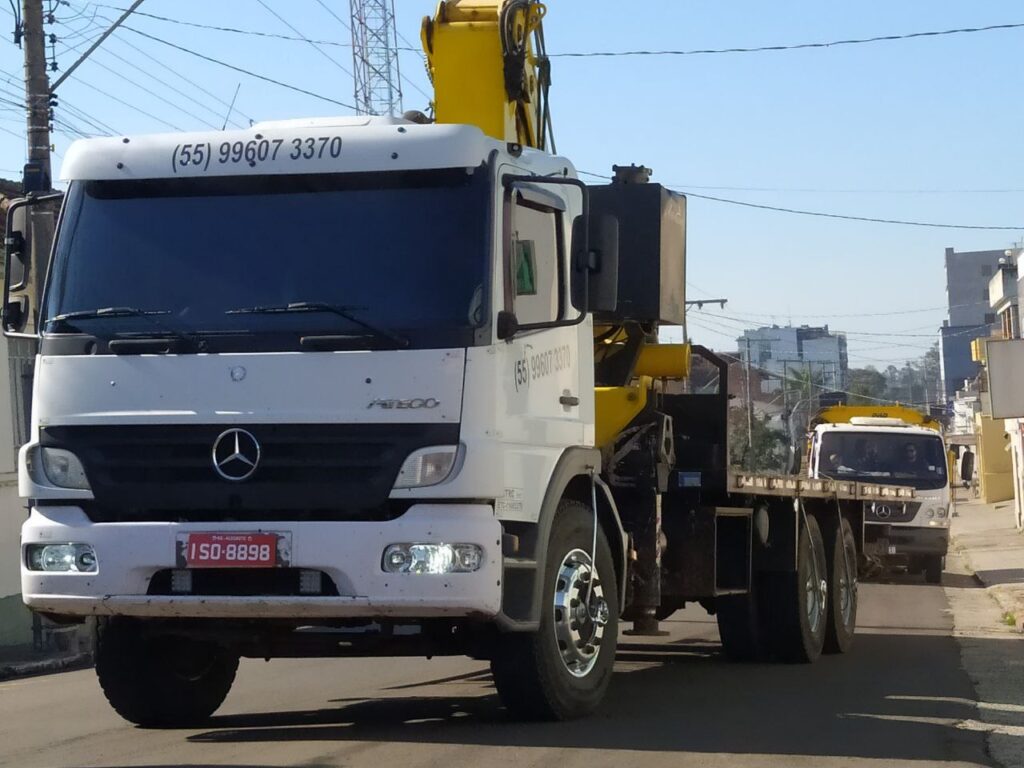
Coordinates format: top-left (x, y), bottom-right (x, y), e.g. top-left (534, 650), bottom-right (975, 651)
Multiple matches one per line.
top-left (728, 406), bottom-right (788, 472)
top-left (848, 366), bottom-right (888, 405)
top-left (848, 342), bottom-right (942, 407)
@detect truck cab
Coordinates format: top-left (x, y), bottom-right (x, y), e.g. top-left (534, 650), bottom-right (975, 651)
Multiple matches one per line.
top-left (808, 411), bottom-right (950, 582)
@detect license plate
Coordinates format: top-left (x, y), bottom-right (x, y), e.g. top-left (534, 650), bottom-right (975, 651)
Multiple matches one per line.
top-left (180, 532), bottom-right (281, 568)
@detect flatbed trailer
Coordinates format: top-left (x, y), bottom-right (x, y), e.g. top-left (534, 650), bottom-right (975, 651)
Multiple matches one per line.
top-left (606, 345), bottom-right (915, 664)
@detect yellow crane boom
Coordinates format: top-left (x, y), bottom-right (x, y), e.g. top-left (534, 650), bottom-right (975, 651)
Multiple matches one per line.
top-left (422, 0), bottom-right (553, 150)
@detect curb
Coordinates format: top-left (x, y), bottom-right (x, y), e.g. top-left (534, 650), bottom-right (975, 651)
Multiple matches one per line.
top-left (0, 651), bottom-right (93, 681)
top-left (951, 533), bottom-right (1024, 634)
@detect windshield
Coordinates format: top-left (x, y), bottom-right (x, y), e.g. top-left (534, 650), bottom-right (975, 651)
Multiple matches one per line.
top-left (818, 431), bottom-right (947, 491)
top-left (43, 168), bottom-right (491, 352)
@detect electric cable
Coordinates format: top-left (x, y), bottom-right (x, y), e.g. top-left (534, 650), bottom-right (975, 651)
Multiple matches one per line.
top-left (552, 22), bottom-right (1024, 59)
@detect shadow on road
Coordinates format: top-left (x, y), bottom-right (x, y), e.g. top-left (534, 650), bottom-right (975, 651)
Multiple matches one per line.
top-left (187, 633), bottom-right (1002, 764)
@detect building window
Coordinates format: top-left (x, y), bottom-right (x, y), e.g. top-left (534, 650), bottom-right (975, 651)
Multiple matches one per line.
top-left (983, 288), bottom-right (990, 301)
top-left (985, 313), bottom-right (996, 325)
top-left (981, 264), bottom-right (992, 277)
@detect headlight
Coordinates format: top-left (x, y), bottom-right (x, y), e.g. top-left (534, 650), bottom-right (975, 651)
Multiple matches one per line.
top-left (25, 543), bottom-right (97, 572)
top-left (39, 448), bottom-right (91, 490)
top-left (382, 543), bottom-right (483, 574)
top-left (393, 445), bottom-right (460, 489)
top-left (934, 506), bottom-right (948, 518)
top-left (925, 508), bottom-right (935, 518)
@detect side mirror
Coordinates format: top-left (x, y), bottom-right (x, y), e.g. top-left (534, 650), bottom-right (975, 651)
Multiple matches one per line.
top-left (3, 192), bottom-right (62, 338)
top-left (571, 213), bottom-right (619, 313)
top-left (3, 200), bottom-right (32, 335)
top-left (496, 310), bottom-right (519, 341)
top-left (5, 202), bottom-right (29, 291)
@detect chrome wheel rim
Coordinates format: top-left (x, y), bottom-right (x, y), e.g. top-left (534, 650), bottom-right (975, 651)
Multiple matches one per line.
top-left (805, 542), bottom-right (827, 634)
top-left (552, 548), bottom-right (609, 678)
top-left (838, 540), bottom-right (856, 627)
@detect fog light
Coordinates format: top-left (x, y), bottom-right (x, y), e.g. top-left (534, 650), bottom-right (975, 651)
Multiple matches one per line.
top-left (382, 543), bottom-right (484, 574)
top-left (299, 569), bottom-right (322, 594)
top-left (26, 543), bottom-right (97, 573)
top-left (170, 569), bottom-right (193, 593)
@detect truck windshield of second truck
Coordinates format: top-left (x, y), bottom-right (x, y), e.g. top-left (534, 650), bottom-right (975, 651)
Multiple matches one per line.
top-left (41, 168), bottom-right (490, 351)
top-left (819, 432), bottom-right (947, 490)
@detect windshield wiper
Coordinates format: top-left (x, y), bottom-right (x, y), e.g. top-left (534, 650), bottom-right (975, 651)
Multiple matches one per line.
top-left (225, 302), bottom-right (409, 348)
top-left (48, 306), bottom-right (205, 352)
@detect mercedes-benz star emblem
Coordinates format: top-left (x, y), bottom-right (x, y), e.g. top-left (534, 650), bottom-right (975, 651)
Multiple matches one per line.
top-left (212, 428), bottom-right (261, 482)
top-left (876, 504), bottom-right (892, 519)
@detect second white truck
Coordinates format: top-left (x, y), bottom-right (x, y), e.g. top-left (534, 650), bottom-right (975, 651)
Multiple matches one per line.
top-left (808, 406), bottom-right (950, 582)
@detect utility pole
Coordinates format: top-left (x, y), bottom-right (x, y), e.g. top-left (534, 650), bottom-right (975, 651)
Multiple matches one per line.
top-left (744, 336), bottom-right (754, 467)
top-left (21, 0), bottom-right (52, 192)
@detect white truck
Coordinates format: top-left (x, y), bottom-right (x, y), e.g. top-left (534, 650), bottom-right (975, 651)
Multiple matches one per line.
top-left (807, 406), bottom-right (950, 582)
top-left (3, 0), bottom-right (915, 726)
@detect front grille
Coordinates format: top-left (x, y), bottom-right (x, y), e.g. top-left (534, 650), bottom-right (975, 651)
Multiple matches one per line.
top-left (148, 568), bottom-right (340, 597)
top-left (41, 423), bottom-right (459, 522)
top-left (864, 501), bottom-right (919, 524)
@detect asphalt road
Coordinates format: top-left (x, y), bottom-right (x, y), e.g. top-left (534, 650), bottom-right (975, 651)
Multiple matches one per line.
top-left (0, 575), bottom-right (995, 768)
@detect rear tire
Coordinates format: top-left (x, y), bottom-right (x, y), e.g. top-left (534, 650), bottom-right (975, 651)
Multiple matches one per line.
top-left (823, 517), bottom-right (857, 654)
top-left (96, 619), bottom-right (239, 728)
top-left (491, 500), bottom-right (619, 721)
top-left (924, 555), bottom-right (944, 584)
top-left (769, 514), bottom-right (828, 663)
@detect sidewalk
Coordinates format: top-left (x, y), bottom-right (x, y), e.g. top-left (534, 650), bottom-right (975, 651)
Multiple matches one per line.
top-left (0, 623), bottom-right (94, 681)
top-left (951, 497), bottom-right (1024, 632)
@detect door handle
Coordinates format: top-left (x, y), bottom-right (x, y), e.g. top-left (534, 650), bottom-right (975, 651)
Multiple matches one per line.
top-left (559, 395), bottom-right (580, 407)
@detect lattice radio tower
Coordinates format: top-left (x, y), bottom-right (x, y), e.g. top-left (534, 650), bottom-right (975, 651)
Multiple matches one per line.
top-left (349, 0), bottom-right (404, 116)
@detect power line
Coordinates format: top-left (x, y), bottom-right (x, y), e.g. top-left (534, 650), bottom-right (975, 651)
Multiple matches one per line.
top-left (121, 25), bottom-right (359, 112)
top-left (74, 78), bottom-right (184, 131)
top-left (80, 14), bottom-right (257, 124)
top-left (694, 309), bottom-right (987, 351)
top-left (659, 183), bottom-right (1024, 195)
top-left (577, 171), bottom-right (1024, 230)
top-left (255, 0), bottom-right (354, 79)
top-left (696, 309), bottom-right (950, 338)
top-left (313, 0), bottom-right (352, 33)
top-left (55, 12), bottom-right (246, 128)
top-left (552, 22), bottom-right (1024, 58)
top-left (578, 170), bottom-right (1023, 230)
top-left (91, 3), bottom-right (390, 48)
top-left (59, 44), bottom-right (222, 129)
top-left (681, 189), bottom-right (1024, 231)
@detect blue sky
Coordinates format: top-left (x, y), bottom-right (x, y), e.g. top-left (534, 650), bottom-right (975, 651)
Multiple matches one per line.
top-left (0, 1), bottom-right (1021, 367)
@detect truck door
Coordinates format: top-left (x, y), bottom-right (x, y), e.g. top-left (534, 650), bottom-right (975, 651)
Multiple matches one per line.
top-left (489, 178), bottom-right (589, 520)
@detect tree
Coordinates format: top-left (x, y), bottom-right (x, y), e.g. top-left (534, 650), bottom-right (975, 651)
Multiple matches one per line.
top-left (847, 366), bottom-right (887, 404)
top-left (728, 406), bottom-right (787, 472)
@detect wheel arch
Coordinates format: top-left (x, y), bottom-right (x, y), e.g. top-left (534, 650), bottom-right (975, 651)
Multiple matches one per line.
top-left (497, 447), bottom-right (627, 631)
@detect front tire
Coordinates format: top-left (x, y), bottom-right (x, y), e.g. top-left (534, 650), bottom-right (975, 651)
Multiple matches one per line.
top-left (96, 619), bottom-right (239, 728)
top-left (823, 517), bottom-right (857, 654)
top-left (491, 500), bottom-right (619, 720)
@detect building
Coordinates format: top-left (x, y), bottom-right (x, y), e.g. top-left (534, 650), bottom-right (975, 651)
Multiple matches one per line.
top-left (737, 325), bottom-right (848, 396)
top-left (939, 247), bottom-right (1015, 400)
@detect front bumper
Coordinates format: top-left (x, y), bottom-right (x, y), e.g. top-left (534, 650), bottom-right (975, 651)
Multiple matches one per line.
top-left (22, 504), bottom-right (502, 620)
top-left (863, 521), bottom-right (949, 559)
